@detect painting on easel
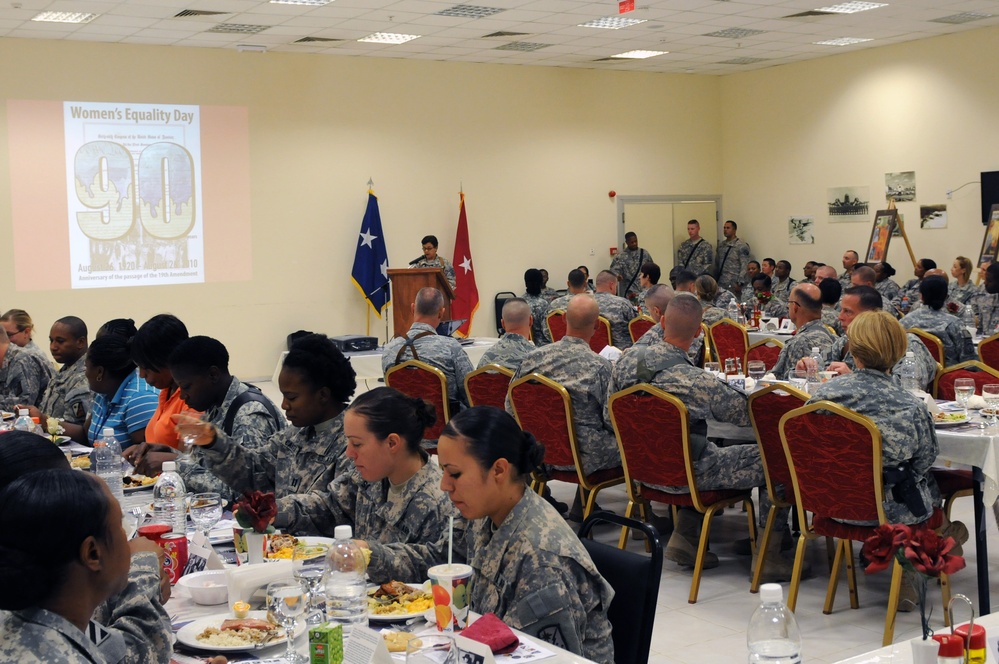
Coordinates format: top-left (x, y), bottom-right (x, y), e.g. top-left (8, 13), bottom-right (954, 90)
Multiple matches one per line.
top-left (979, 204), bottom-right (999, 268)
top-left (866, 209), bottom-right (898, 263)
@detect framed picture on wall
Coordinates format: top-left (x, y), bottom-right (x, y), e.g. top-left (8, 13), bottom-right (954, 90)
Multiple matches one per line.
top-left (866, 209), bottom-right (898, 263)
top-left (979, 204), bottom-right (999, 268)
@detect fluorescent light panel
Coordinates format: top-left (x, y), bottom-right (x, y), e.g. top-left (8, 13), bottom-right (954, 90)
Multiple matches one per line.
top-left (704, 27), bottom-right (766, 38)
top-left (435, 5), bottom-right (505, 19)
top-left (32, 11), bottom-right (98, 24)
top-left (612, 50), bottom-right (667, 59)
top-left (358, 32), bottom-right (421, 44)
top-left (208, 23), bottom-right (270, 34)
top-left (931, 12), bottom-right (992, 24)
top-left (814, 2), bottom-right (888, 14)
top-left (269, 0), bottom-right (333, 5)
top-left (494, 41), bottom-right (550, 51)
top-left (579, 16), bottom-right (647, 29)
top-left (814, 37), bottom-right (873, 45)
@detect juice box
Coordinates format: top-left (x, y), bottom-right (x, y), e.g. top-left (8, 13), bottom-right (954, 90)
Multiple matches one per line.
top-left (309, 622), bottom-right (343, 664)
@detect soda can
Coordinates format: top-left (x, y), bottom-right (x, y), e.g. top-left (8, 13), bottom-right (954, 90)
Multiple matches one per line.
top-left (137, 523), bottom-right (172, 546)
top-left (160, 533), bottom-right (188, 584)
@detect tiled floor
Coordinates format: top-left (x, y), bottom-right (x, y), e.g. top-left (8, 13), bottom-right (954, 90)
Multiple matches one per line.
top-left (550, 481), bottom-right (992, 664)
top-left (255, 380), bottom-right (993, 664)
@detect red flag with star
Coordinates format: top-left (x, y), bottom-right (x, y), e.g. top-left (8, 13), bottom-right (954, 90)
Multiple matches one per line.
top-left (451, 192), bottom-right (479, 337)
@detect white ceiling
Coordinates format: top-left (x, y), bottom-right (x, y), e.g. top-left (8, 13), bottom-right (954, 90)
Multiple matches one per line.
top-left (3, 0), bottom-right (998, 75)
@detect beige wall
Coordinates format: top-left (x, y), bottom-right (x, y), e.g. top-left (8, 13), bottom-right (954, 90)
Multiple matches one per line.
top-left (0, 38), bottom-right (722, 377)
top-left (720, 25), bottom-right (999, 283)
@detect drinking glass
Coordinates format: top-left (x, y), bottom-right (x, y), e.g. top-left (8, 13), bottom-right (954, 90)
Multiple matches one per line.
top-left (747, 360), bottom-right (766, 382)
top-left (267, 581), bottom-right (307, 664)
top-left (189, 493), bottom-right (223, 540)
top-left (704, 362), bottom-right (721, 374)
top-left (293, 543), bottom-right (329, 625)
top-left (983, 384), bottom-right (999, 427)
top-left (406, 634), bottom-right (458, 664)
top-left (953, 378), bottom-right (976, 418)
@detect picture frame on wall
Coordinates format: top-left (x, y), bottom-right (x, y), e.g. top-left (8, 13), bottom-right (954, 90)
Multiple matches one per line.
top-left (866, 209), bottom-right (898, 263)
top-left (979, 204), bottom-right (999, 267)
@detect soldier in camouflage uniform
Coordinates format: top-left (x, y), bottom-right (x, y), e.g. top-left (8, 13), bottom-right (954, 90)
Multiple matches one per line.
top-left (839, 249), bottom-right (859, 292)
top-left (0, 469), bottom-right (173, 664)
top-left (874, 262), bottom-right (901, 305)
top-left (539, 269), bottom-right (559, 302)
top-left (772, 284), bottom-right (836, 379)
top-left (899, 275), bottom-right (974, 367)
top-left (382, 287), bottom-right (475, 408)
top-left (819, 278), bottom-right (844, 336)
top-left (609, 294), bottom-right (787, 571)
top-left (439, 408), bottom-right (614, 664)
top-left (0, 328), bottom-right (52, 410)
top-left (740, 261), bottom-right (763, 305)
top-left (183, 334), bottom-right (356, 521)
top-left (36, 316), bottom-right (91, 425)
top-left (511, 297), bottom-right (620, 477)
top-left (609, 231), bottom-right (653, 302)
top-left (894, 259), bottom-right (934, 314)
top-left (594, 270), bottom-right (638, 349)
top-left (632, 284), bottom-right (674, 348)
top-left (807, 311), bottom-right (941, 524)
top-left (634, 262), bottom-right (661, 316)
top-left (676, 219), bottom-right (714, 277)
top-left (278, 389), bottom-right (458, 582)
top-left (522, 268), bottom-right (552, 346)
top-left (714, 287), bottom-right (738, 310)
top-left (803, 287), bottom-right (936, 390)
top-left (478, 299), bottom-right (536, 372)
top-left (972, 263), bottom-right (999, 335)
top-left (0, 309), bottom-right (52, 369)
top-left (412, 234), bottom-right (456, 289)
top-left (714, 220), bottom-right (751, 296)
top-left (695, 275), bottom-right (728, 325)
top-left (546, 269), bottom-right (589, 317)
top-left (771, 260), bottom-right (797, 302)
top-left (751, 275), bottom-right (790, 320)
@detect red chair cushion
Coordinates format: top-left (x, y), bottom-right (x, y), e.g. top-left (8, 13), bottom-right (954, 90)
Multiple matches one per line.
top-left (590, 320), bottom-right (612, 353)
top-left (386, 366), bottom-right (446, 439)
top-left (747, 343), bottom-right (782, 372)
top-left (547, 313), bottom-right (567, 342)
top-left (916, 333), bottom-right (944, 365)
top-left (710, 322), bottom-right (747, 367)
top-left (611, 390), bottom-right (689, 489)
top-left (980, 337), bottom-right (999, 372)
top-left (510, 380), bottom-right (575, 469)
top-left (630, 318), bottom-right (655, 343)
top-left (937, 369), bottom-right (994, 401)
top-left (750, 390), bottom-right (808, 491)
top-left (466, 371), bottom-right (511, 409)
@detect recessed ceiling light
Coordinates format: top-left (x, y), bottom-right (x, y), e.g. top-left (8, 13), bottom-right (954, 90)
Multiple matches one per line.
top-left (931, 12), bottom-right (992, 24)
top-left (31, 11), bottom-right (98, 24)
top-left (814, 37), bottom-right (873, 45)
top-left (579, 16), bottom-right (647, 29)
top-left (814, 2), bottom-right (888, 14)
top-left (358, 32), bottom-right (421, 44)
top-left (208, 23), bottom-right (270, 34)
top-left (704, 28), bottom-right (766, 39)
top-left (435, 5), bottom-right (505, 19)
top-left (494, 41), bottom-right (550, 52)
top-left (270, 0), bottom-right (333, 5)
top-left (612, 50), bottom-right (667, 59)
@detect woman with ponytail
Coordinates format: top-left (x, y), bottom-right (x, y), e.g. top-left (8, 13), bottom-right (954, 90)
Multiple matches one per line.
top-left (276, 387), bottom-right (459, 582)
top-left (438, 407), bottom-right (614, 664)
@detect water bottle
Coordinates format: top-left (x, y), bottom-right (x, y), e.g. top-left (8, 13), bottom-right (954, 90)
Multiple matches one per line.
top-left (898, 351), bottom-right (920, 394)
top-left (94, 427), bottom-right (124, 502)
top-left (728, 299), bottom-right (740, 322)
top-left (807, 347), bottom-right (823, 381)
top-left (325, 524), bottom-right (368, 638)
top-left (152, 461), bottom-right (187, 535)
top-left (900, 295), bottom-right (910, 314)
top-left (12, 409), bottom-right (33, 432)
top-left (747, 583), bottom-right (801, 664)
top-left (962, 305), bottom-right (977, 337)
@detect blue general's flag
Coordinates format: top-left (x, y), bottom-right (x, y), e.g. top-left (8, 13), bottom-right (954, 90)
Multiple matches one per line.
top-left (350, 190), bottom-right (391, 316)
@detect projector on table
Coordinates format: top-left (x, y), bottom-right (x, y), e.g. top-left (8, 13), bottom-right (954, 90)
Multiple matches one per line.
top-left (330, 335), bottom-right (379, 353)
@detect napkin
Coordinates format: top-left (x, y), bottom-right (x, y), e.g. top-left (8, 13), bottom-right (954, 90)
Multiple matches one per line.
top-left (969, 395), bottom-right (987, 410)
top-left (762, 373), bottom-right (777, 382)
top-left (921, 392), bottom-right (941, 415)
top-left (598, 346), bottom-right (622, 363)
top-left (461, 613), bottom-right (520, 654)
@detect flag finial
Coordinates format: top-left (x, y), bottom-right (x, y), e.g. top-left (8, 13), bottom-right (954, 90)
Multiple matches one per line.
top-left (367, 177), bottom-right (374, 188)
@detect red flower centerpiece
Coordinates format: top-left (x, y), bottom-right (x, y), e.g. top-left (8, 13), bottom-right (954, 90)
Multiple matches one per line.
top-left (861, 523), bottom-right (965, 639)
top-left (234, 490), bottom-right (277, 534)
top-left (756, 291), bottom-right (774, 305)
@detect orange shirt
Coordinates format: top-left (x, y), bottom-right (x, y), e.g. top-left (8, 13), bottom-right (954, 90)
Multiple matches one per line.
top-left (145, 388), bottom-right (200, 449)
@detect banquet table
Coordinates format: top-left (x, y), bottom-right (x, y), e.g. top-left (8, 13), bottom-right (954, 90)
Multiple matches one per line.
top-left (166, 581), bottom-right (598, 663)
top-left (833, 613), bottom-right (999, 663)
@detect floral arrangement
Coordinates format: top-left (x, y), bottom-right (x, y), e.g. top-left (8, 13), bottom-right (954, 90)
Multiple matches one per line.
top-left (861, 522), bottom-right (965, 639)
top-left (756, 290), bottom-right (774, 305)
top-left (234, 490), bottom-right (277, 534)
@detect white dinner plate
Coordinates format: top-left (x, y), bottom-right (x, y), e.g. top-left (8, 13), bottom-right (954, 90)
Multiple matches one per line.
top-left (262, 535), bottom-right (336, 561)
top-left (175, 610), bottom-right (286, 652)
top-left (368, 581), bottom-right (431, 622)
top-left (933, 413), bottom-right (970, 427)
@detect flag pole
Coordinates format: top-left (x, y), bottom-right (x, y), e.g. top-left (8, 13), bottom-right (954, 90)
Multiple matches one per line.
top-left (366, 178), bottom-right (374, 337)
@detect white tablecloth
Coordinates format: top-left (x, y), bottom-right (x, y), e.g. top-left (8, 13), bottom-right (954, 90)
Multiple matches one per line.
top-left (936, 416), bottom-right (999, 507)
top-left (833, 613), bottom-right (999, 662)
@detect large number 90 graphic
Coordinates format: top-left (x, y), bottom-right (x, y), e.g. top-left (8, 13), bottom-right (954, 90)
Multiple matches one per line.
top-left (74, 140), bottom-right (196, 241)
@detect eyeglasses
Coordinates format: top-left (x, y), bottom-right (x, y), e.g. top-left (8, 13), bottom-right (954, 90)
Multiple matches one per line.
top-left (788, 301), bottom-right (801, 309)
top-left (3, 328), bottom-right (25, 339)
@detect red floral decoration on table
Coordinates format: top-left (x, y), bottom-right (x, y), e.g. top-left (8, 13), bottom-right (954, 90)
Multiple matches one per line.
top-left (234, 491), bottom-right (277, 534)
top-left (756, 291), bottom-right (774, 304)
top-left (861, 522), bottom-right (965, 639)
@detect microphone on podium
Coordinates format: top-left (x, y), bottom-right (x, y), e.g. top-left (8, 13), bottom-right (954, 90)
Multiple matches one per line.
top-left (408, 256), bottom-right (424, 265)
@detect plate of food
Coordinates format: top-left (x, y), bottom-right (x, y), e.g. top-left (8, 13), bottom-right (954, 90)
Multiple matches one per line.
top-left (263, 535), bottom-right (335, 561)
top-left (175, 610), bottom-right (284, 652)
top-left (70, 456), bottom-right (91, 470)
top-left (123, 474), bottom-right (157, 493)
top-left (1, 411), bottom-right (13, 420)
top-left (48, 435), bottom-right (72, 445)
top-left (367, 580), bottom-right (434, 622)
top-left (933, 412), bottom-right (970, 427)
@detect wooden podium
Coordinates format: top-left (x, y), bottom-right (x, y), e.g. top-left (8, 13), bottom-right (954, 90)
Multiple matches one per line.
top-left (387, 268), bottom-right (456, 338)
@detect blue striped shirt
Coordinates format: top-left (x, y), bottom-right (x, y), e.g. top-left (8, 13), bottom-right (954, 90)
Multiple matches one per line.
top-left (88, 370), bottom-right (160, 448)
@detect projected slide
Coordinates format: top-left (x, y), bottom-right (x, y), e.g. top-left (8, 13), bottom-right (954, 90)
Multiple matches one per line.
top-left (65, 102), bottom-right (204, 289)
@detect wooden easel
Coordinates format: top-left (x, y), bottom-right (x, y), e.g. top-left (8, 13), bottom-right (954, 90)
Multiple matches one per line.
top-left (885, 197), bottom-right (917, 270)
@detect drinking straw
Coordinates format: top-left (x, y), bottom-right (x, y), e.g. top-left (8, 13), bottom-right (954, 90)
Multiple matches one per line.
top-left (448, 515), bottom-right (454, 566)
